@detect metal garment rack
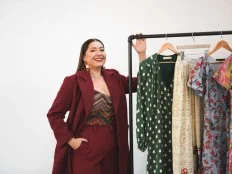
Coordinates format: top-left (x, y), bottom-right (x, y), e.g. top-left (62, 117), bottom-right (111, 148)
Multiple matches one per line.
top-left (127, 30), bottom-right (232, 174)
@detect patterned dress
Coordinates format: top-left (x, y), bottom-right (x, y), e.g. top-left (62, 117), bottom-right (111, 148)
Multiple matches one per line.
top-left (187, 55), bottom-right (230, 174)
top-left (189, 65), bottom-right (204, 174)
top-left (137, 53), bottom-right (177, 174)
top-left (213, 55), bottom-right (232, 173)
top-left (172, 57), bottom-right (194, 174)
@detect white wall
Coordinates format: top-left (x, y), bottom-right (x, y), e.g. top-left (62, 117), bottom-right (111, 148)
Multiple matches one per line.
top-left (0, 0), bottom-right (231, 173)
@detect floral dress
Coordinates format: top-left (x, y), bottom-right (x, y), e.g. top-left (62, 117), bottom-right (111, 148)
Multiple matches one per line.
top-left (187, 55), bottom-right (230, 174)
top-left (213, 55), bottom-right (232, 173)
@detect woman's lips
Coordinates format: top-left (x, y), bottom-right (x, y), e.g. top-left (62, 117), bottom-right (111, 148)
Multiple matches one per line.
top-left (94, 58), bottom-right (104, 62)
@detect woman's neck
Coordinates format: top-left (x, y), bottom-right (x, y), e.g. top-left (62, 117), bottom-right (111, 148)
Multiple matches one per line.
top-left (89, 68), bottom-right (102, 79)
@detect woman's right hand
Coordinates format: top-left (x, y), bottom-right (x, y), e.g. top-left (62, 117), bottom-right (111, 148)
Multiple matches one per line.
top-left (68, 137), bottom-right (88, 150)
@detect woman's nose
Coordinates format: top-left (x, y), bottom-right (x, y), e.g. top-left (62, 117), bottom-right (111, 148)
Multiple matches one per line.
top-left (96, 50), bottom-right (102, 55)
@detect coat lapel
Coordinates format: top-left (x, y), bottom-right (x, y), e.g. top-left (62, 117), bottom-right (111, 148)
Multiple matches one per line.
top-left (76, 71), bottom-right (94, 117)
top-left (76, 70), bottom-right (120, 118)
top-left (103, 70), bottom-right (120, 114)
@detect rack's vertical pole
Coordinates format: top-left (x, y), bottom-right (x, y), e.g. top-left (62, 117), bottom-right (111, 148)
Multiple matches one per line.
top-left (128, 36), bottom-right (134, 174)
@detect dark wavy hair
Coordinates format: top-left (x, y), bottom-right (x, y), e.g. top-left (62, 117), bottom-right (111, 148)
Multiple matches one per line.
top-left (76, 38), bottom-right (105, 72)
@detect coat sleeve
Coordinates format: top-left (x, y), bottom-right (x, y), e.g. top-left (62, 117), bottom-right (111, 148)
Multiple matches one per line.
top-left (116, 71), bottom-right (138, 94)
top-left (47, 76), bottom-right (74, 147)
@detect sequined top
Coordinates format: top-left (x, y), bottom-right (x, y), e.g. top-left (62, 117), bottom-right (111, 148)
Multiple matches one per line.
top-left (86, 90), bottom-right (114, 125)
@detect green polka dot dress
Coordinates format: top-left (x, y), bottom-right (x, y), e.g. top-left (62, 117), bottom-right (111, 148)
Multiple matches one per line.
top-left (136, 53), bottom-right (177, 174)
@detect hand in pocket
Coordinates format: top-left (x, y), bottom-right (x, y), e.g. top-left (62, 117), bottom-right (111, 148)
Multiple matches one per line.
top-left (68, 138), bottom-right (88, 150)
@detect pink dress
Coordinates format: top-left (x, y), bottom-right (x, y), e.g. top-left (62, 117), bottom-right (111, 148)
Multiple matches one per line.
top-left (213, 55), bottom-right (232, 173)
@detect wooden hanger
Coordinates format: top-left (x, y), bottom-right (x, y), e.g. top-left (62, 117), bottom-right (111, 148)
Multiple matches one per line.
top-left (208, 40), bottom-right (232, 55)
top-left (177, 32), bottom-right (210, 50)
top-left (158, 42), bottom-right (179, 54)
top-left (177, 44), bottom-right (211, 50)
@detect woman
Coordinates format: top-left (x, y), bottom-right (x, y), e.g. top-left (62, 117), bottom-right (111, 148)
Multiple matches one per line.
top-left (47, 38), bottom-right (146, 174)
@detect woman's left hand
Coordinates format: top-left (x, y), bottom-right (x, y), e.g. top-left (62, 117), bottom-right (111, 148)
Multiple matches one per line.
top-left (132, 35), bottom-right (146, 62)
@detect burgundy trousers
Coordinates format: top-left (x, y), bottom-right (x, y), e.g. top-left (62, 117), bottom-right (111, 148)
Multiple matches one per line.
top-left (71, 125), bottom-right (118, 174)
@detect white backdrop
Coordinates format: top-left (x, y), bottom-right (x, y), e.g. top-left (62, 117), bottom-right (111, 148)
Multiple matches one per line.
top-left (0, 0), bottom-right (232, 173)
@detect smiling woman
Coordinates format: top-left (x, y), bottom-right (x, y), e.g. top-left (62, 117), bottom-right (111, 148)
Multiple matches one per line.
top-left (83, 41), bottom-right (106, 69)
top-left (47, 38), bottom-right (146, 174)
top-left (76, 39), bottom-right (106, 72)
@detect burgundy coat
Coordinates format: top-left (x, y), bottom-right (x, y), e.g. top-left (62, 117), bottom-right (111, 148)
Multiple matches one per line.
top-left (47, 69), bottom-right (137, 174)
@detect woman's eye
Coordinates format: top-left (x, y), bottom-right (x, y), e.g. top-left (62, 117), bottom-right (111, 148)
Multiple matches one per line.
top-left (100, 49), bottom-right (105, 52)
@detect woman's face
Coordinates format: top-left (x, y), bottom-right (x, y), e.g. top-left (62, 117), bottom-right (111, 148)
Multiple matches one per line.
top-left (84, 41), bottom-right (106, 70)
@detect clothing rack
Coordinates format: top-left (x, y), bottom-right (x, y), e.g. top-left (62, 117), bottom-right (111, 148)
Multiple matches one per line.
top-left (127, 30), bottom-right (232, 174)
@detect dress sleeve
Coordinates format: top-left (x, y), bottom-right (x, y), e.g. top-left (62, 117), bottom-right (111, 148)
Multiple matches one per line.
top-left (187, 57), bottom-right (206, 97)
top-left (213, 56), bottom-right (232, 90)
top-left (136, 57), bottom-right (152, 152)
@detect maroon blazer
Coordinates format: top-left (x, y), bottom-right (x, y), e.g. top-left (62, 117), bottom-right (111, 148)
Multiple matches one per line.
top-left (47, 69), bottom-right (137, 174)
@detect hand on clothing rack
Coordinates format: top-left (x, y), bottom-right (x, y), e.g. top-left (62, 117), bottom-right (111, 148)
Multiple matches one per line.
top-left (132, 34), bottom-right (147, 62)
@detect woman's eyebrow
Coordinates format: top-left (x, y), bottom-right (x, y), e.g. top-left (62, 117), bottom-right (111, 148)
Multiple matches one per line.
top-left (89, 46), bottom-right (104, 49)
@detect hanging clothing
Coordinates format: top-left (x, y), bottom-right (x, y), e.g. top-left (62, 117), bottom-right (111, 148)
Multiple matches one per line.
top-left (172, 57), bottom-right (194, 174)
top-left (190, 80), bottom-right (204, 174)
top-left (172, 57), bottom-right (204, 174)
top-left (137, 53), bottom-right (177, 174)
top-left (187, 55), bottom-right (230, 174)
top-left (213, 55), bottom-right (232, 173)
